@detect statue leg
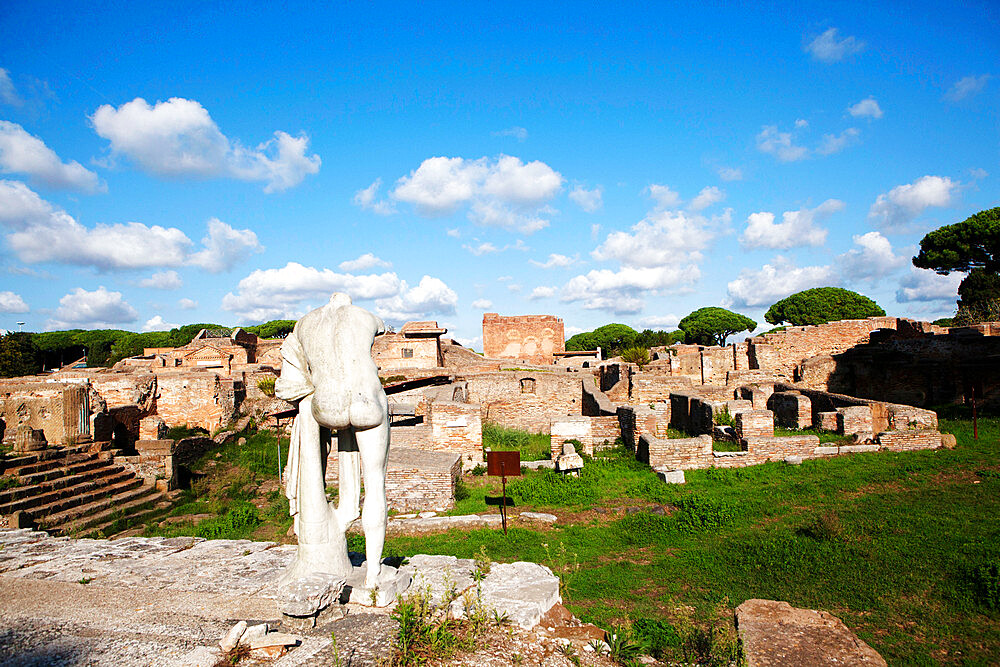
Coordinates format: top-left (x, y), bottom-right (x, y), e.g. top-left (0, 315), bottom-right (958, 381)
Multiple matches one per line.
top-left (356, 418), bottom-right (389, 589)
top-left (280, 395), bottom-right (351, 584)
top-left (335, 428), bottom-right (361, 528)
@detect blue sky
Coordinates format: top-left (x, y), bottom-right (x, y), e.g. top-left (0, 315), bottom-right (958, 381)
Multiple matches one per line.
top-left (0, 2), bottom-right (997, 348)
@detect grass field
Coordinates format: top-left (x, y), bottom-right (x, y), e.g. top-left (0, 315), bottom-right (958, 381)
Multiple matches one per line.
top-left (139, 409), bottom-right (1000, 664)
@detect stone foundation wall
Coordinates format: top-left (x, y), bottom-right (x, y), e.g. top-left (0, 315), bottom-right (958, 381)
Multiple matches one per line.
top-left (876, 429), bottom-right (942, 451)
top-left (631, 373), bottom-right (696, 404)
top-left (0, 381), bottom-right (89, 446)
top-left (549, 415), bottom-right (620, 457)
top-left (428, 401), bottom-right (483, 470)
top-left (837, 406), bottom-right (872, 435)
top-left (638, 433), bottom-right (712, 469)
top-left (117, 439), bottom-right (176, 490)
top-left (154, 373), bottom-right (241, 431)
top-left (325, 446), bottom-right (460, 513)
top-left (735, 410), bottom-right (774, 439)
top-left (464, 371), bottom-right (582, 433)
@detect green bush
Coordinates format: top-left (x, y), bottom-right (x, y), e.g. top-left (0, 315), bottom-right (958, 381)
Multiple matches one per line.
top-left (195, 503), bottom-right (261, 540)
top-left (674, 494), bottom-right (746, 532)
top-left (482, 423), bottom-right (551, 461)
top-left (507, 470), bottom-right (599, 506)
top-left (969, 558), bottom-right (1000, 610)
top-left (631, 617), bottom-right (681, 659)
top-left (454, 478), bottom-right (471, 502)
top-left (256, 376), bottom-right (276, 396)
top-left (620, 346), bottom-right (651, 368)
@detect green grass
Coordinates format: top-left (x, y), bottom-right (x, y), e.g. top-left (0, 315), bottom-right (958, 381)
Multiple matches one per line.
top-left (138, 410), bottom-right (1000, 664)
top-left (383, 412), bottom-right (1000, 664)
top-left (774, 425), bottom-right (853, 445)
top-left (482, 422), bottom-right (551, 461)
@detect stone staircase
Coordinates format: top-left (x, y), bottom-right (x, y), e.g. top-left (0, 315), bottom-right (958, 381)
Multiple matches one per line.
top-left (0, 444), bottom-right (170, 537)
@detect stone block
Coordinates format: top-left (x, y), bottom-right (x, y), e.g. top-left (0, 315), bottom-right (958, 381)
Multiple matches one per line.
top-left (656, 469), bottom-right (685, 484)
top-left (13, 426), bottom-right (46, 453)
top-left (735, 409), bottom-right (774, 439)
top-left (139, 416), bottom-right (167, 440)
top-left (836, 406), bottom-right (873, 435)
top-left (817, 411), bottom-right (839, 431)
top-left (783, 456), bottom-right (803, 465)
top-left (814, 446), bottom-right (839, 455)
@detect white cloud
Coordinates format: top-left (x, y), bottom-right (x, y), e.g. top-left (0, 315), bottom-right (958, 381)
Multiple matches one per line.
top-left (847, 97), bottom-right (883, 119)
top-left (48, 286), bottom-right (138, 329)
top-left (896, 267), bottom-right (963, 302)
top-left (446, 228), bottom-right (460, 238)
top-left (645, 184), bottom-right (681, 209)
top-left (805, 27), bottom-right (865, 63)
top-left (222, 261), bottom-right (402, 321)
top-left (795, 119), bottom-right (809, 129)
top-left (569, 185), bottom-right (603, 212)
top-left (717, 166), bottom-right (743, 181)
top-left (470, 298), bottom-right (493, 309)
top-left (339, 253), bottom-right (391, 272)
top-left (817, 127), bottom-right (860, 155)
top-left (689, 186), bottom-right (725, 211)
top-left (177, 298), bottom-right (198, 310)
top-left (375, 276), bottom-right (458, 323)
top-left (642, 314), bottom-right (680, 328)
top-left (530, 253), bottom-right (577, 269)
top-left (0, 69), bottom-right (21, 106)
top-left (726, 258), bottom-right (836, 308)
top-left (740, 199), bottom-right (843, 249)
top-left (142, 315), bottom-right (179, 332)
top-left (838, 231), bottom-right (905, 282)
top-left (507, 283), bottom-right (522, 292)
top-left (970, 168), bottom-right (988, 180)
top-left (0, 121), bottom-right (102, 192)
top-left (590, 223), bottom-right (600, 240)
top-left (868, 175), bottom-right (959, 230)
top-left (352, 178), bottom-right (396, 215)
top-left (187, 218), bottom-right (263, 273)
top-left (139, 270), bottom-right (183, 290)
top-left (528, 286), bottom-right (557, 300)
top-left (593, 208), bottom-right (725, 268)
top-left (463, 241), bottom-right (500, 256)
top-left (562, 266), bottom-right (692, 314)
top-left (0, 291), bottom-right (29, 313)
top-left (0, 180), bottom-right (193, 269)
top-left (454, 335), bottom-right (482, 350)
top-left (90, 97), bottom-right (320, 192)
top-left (757, 125), bottom-right (809, 162)
top-left (391, 154), bottom-right (561, 233)
top-left (493, 126), bottom-right (527, 141)
top-left (946, 74), bottom-right (991, 102)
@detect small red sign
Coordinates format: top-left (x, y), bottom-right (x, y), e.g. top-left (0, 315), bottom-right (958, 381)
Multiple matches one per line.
top-left (486, 450), bottom-right (521, 477)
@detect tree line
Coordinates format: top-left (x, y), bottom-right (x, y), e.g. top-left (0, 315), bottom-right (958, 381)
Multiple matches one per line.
top-left (0, 320), bottom-right (296, 378)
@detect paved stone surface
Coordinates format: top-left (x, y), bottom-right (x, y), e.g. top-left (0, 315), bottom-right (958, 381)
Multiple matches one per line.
top-left (387, 512), bottom-right (502, 533)
top-left (736, 598), bottom-right (886, 667)
top-left (0, 528), bottom-right (563, 664)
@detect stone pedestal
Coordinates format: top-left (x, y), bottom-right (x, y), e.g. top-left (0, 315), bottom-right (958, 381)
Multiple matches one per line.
top-left (13, 426), bottom-right (46, 453)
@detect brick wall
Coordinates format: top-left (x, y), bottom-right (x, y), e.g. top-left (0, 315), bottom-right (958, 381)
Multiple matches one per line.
top-left (836, 406), bottom-right (873, 435)
top-left (550, 415), bottom-right (621, 457)
top-left (735, 410), bottom-right (774, 439)
top-left (738, 435), bottom-right (820, 464)
top-left (876, 429), bottom-right (942, 451)
top-left (638, 433), bottom-right (713, 469)
top-left (325, 445), bottom-right (460, 513)
top-left (428, 401), bottom-right (483, 470)
top-left (482, 313), bottom-right (565, 365)
top-left (118, 439), bottom-right (175, 490)
top-left (154, 373), bottom-right (241, 431)
top-left (373, 333), bottom-right (442, 372)
top-left (747, 316), bottom-right (899, 380)
top-left (581, 377), bottom-right (617, 416)
top-left (463, 371), bottom-right (582, 433)
top-left (631, 373), bottom-right (697, 404)
top-left (0, 381), bottom-right (74, 445)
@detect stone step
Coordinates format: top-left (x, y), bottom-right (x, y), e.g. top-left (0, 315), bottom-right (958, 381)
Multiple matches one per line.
top-left (45, 485), bottom-right (164, 536)
top-left (37, 480), bottom-right (154, 531)
top-left (13, 455), bottom-right (109, 486)
top-left (0, 464), bottom-right (131, 509)
top-left (66, 497), bottom-right (173, 538)
top-left (0, 445), bottom-right (90, 471)
top-left (2, 451), bottom-right (85, 477)
top-left (24, 476), bottom-right (144, 522)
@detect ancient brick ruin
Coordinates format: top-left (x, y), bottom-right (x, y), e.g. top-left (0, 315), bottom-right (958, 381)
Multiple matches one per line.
top-left (3, 313), bottom-right (994, 531)
top-left (482, 313), bottom-right (565, 365)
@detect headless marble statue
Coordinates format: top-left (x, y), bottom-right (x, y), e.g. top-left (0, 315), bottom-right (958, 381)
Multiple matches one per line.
top-left (275, 293), bottom-right (389, 589)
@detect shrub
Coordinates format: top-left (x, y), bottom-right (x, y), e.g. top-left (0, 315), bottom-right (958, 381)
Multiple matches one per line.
top-left (195, 503), bottom-right (261, 540)
top-left (969, 558), bottom-right (1000, 610)
top-left (713, 406), bottom-right (734, 427)
top-left (454, 478), bottom-right (471, 502)
top-left (507, 470), bottom-right (599, 506)
top-left (256, 376), bottom-right (276, 396)
top-left (673, 494), bottom-right (746, 532)
top-left (631, 617), bottom-right (681, 659)
top-left (620, 346), bottom-right (651, 368)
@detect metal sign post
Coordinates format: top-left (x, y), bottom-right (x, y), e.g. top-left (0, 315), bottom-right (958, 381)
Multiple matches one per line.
top-left (486, 450), bottom-right (521, 535)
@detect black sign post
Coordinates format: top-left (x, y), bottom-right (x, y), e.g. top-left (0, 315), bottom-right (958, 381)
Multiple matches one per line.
top-left (486, 450), bottom-right (521, 535)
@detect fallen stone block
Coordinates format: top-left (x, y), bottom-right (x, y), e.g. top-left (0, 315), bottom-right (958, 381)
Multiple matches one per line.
top-left (219, 620), bottom-right (247, 652)
top-left (238, 623), bottom-right (267, 646)
top-left (814, 446), bottom-right (839, 456)
top-left (346, 563), bottom-right (412, 606)
top-left (520, 511), bottom-right (557, 522)
top-left (400, 554), bottom-right (476, 606)
top-left (941, 433), bottom-right (957, 449)
top-left (783, 456), bottom-right (803, 465)
top-left (839, 444), bottom-right (879, 454)
top-left (472, 561), bottom-right (561, 628)
top-left (736, 599), bottom-right (886, 666)
top-left (655, 469), bottom-right (685, 484)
